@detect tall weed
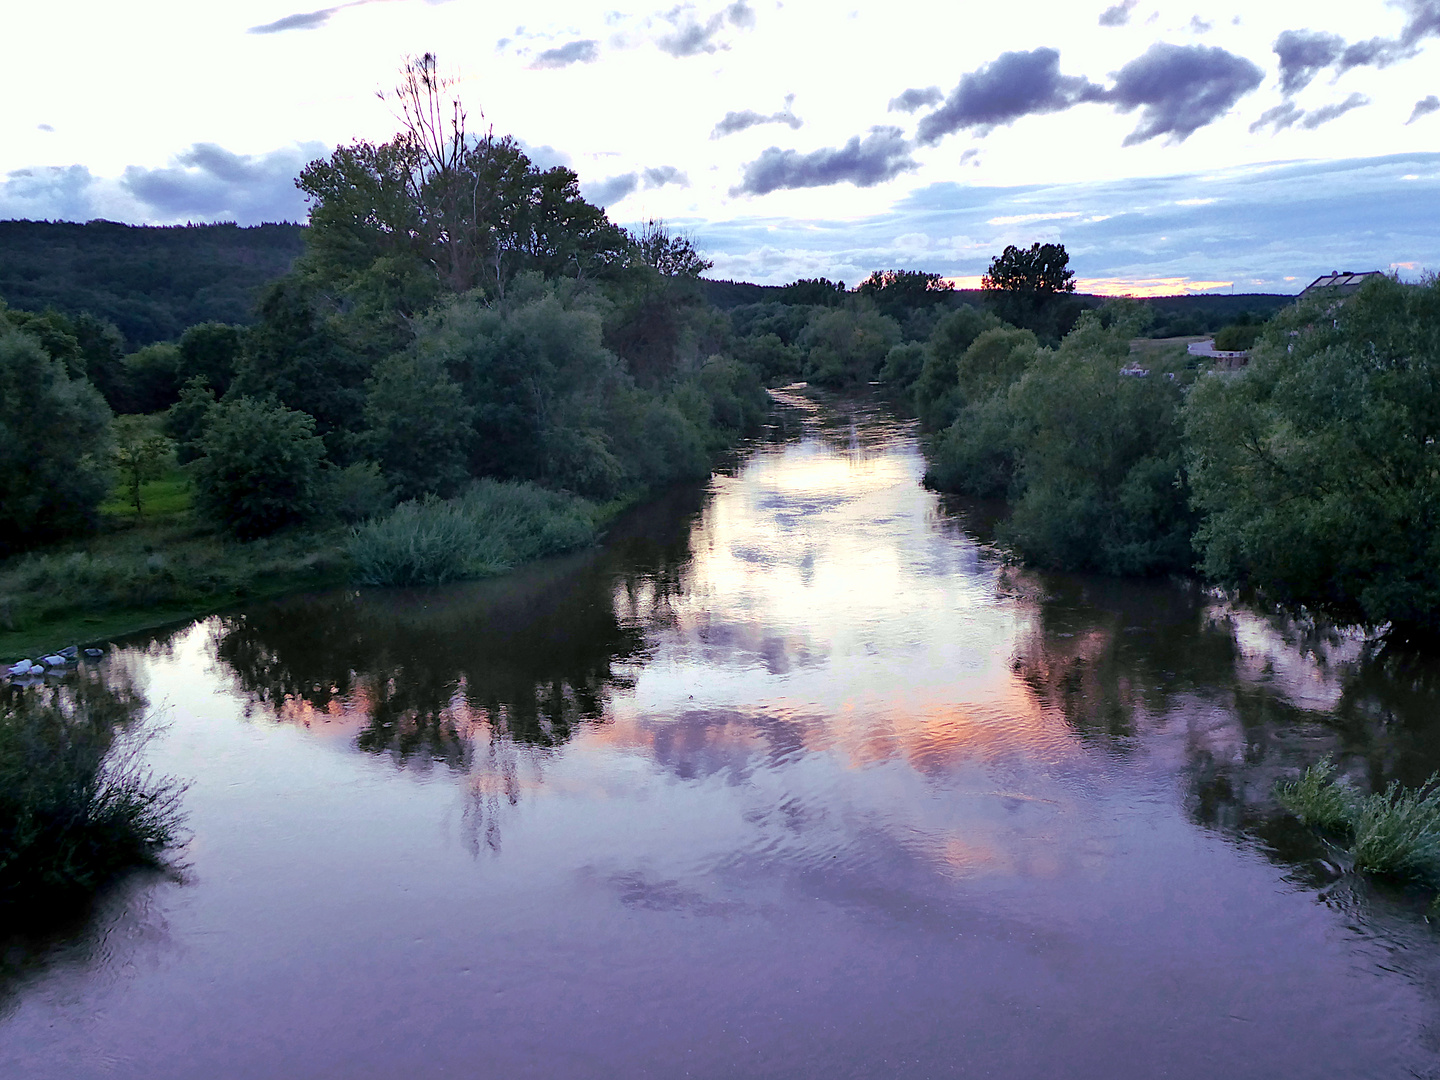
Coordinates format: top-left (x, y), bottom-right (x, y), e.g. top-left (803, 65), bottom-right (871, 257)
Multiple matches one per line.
top-left (1274, 758), bottom-right (1356, 831)
top-left (1351, 776), bottom-right (1440, 880)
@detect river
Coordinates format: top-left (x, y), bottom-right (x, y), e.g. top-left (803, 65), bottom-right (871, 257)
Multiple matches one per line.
top-left (5, 389), bottom-right (1440, 1079)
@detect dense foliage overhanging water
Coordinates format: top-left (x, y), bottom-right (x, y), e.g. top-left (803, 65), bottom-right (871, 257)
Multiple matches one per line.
top-left (6, 389), bottom-right (1440, 1080)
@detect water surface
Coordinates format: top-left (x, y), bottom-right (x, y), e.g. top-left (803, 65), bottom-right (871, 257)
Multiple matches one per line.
top-left (6, 390), bottom-right (1440, 1079)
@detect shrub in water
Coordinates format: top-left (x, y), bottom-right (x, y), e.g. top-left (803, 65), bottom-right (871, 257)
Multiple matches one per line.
top-left (0, 673), bottom-right (184, 918)
top-left (1274, 759), bottom-right (1356, 831)
top-left (1351, 776), bottom-right (1440, 880)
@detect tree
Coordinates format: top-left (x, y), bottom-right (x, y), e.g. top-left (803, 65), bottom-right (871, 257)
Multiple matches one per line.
top-left (1185, 275), bottom-right (1440, 638)
top-left (176, 322), bottom-right (243, 395)
top-left (0, 328), bottom-right (113, 555)
top-left (631, 220), bottom-right (712, 278)
top-left (778, 278), bottom-right (846, 306)
top-left (363, 351), bottom-right (473, 501)
top-left (799, 308), bottom-right (901, 387)
top-left (856, 269), bottom-right (952, 320)
top-left (191, 397), bottom-right (327, 538)
top-left (981, 243), bottom-right (1079, 340)
top-left (111, 417), bottom-right (173, 518)
top-left (121, 342), bottom-right (181, 414)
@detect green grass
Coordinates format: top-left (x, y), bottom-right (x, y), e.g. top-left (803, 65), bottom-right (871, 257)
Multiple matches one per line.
top-left (1275, 759), bottom-right (1356, 831)
top-left (348, 480), bottom-right (597, 587)
top-left (1276, 760), bottom-right (1440, 883)
top-left (98, 468), bottom-right (193, 523)
top-left (0, 672), bottom-right (185, 920)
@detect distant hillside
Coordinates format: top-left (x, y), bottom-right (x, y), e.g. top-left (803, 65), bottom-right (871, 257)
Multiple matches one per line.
top-left (0, 220), bottom-right (306, 347)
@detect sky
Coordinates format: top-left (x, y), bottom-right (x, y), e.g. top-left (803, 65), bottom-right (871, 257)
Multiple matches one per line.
top-left (3, 0), bottom-right (1438, 293)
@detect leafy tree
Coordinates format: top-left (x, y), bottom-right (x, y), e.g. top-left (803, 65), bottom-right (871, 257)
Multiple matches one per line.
top-left (70, 313), bottom-right (128, 409)
top-left (856, 269), bottom-right (953, 321)
top-left (191, 397), bottom-right (327, 538)
top-left (1185, 275), bottom-right (1440, 637)
top-left (981, 242), bottom-right (1079, 341)
top-left (912, 306), bottom-right (1005, 430)
top-left (632, 220), bottom-right (713, 278)
top-left (779, 278), bottom-right (846, 306)
top-left (228, 278), bottom-right (370, 461)
top-left (111, 416), bottom-right (173, 518)
top-left (177, 322), bottom-right (243, 395)
top-left (0, 328), bottom-right (113, 555)
top-left (800, 308), bottom-right (900, 387)
top-left (163, 377), bottom-right (218, 464)
top-left (121, 342), bottom-right (182, 414)
top-left (1213, 323), bottom-right (1261, 351)
top-left (363, 351), bottom-right (473, 501)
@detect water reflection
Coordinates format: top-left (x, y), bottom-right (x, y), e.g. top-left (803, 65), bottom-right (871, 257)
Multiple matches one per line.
top-left (15, 389), bottom-right (1440, 1078)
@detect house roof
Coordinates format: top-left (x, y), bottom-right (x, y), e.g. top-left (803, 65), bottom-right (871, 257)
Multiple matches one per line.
top-left (1301, 270), bottom-right (1386, 295)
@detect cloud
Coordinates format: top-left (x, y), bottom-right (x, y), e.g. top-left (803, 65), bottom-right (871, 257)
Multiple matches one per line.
top-left (656, 1), bottom-right (755, 57)
top-left (582, 163), bottom-right (689, 205)
top-left (1103, 43), bottom-right (1264, 145)
top-left (0, 143), bottom-right (324, 224)
top-left (1249, 100), bottom-right (1302, 133)
top-left (1272, 29), bottom-right (1345, 95)
top-left (915, 49), bottom-right (1104, 144)
top-left (529, 39), bottom-right (600, 69)
top-left (1189, 16), bottom-right (1212, 33)
top-left (1410, 95), bottom-right (1440, 123)
top-left (711, 97), bottom-right (802, 137)
top-left (1272, 4), bottom-right (1440, 88)
top-left (1300, 92), bottom-right (1369, 129)
top-left (732, 126), bottom-right (916, 195)
top-left (1098, 1), bottom-right (1137, 27)
top-left (120, 142), bottom-right (322, 221)
top-left (36, 123), bottom-right (54, 133)
top-left (887, 87), bottom-right (943, 113)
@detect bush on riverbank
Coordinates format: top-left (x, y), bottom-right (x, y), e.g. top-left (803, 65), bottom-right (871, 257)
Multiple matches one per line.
top-left (347, 480), bottom-right (597, 587)
top-left (0, 673), bottom-right (184, 918)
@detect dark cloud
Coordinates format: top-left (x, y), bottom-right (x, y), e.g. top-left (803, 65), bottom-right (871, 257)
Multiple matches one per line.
top-left (1410, 95), bottom-right (1440, 123)
top-left (248, 1), bottom-right (359, 33)
top-left (711, 97), bottom-right (802, 137)
top-left (1273, 29), bottom-right (1345, 95)
top-left (582, 164), bottom-right (688, 206)
top-left (656, 1), bottom-right (755, 57)
top-left (1, 165), bottom-right (99, 222)
top-left (915, 49), bottom-right (1104, 145)
top-left (516, 140), bottom-right (573, 170)
top-left (1098, 1), bottom-right (1136, 27)
top-left (732, 127), bottom-right (915, 196)
top-left (120, 142), bottom-right (320, 221)
top-left (1249, 100), bottom-right (1302, 133)
top-left (887, 87), bottom-right (943, 113)
top-left (529, 39), bottom-right (599, 69)
top-left (1273, 4), bottom-right (1440, 87)
top-left (1103, 43), bottom-right (1264, 145)
top-left (1301, 92), bottom-right (1369, 129)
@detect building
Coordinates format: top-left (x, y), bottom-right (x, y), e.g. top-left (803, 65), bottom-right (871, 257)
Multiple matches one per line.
top-left (1300, 270), bottom-right (1386, 297)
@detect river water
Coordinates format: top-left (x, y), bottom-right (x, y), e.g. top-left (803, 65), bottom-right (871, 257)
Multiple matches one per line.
top-left (5, 390), bottom-right (1440, 1079)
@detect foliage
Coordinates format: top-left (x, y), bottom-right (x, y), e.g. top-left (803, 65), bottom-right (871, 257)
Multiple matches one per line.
top-left (1185, 276), bottom-right (1440, 637)
top-left (779, 278), bottom-right (846, 306)
top-left (111, 415), bottom-right (174, 518)
top-left (0, 672), bottom-right (184, 919)
top-left (912, 309), bottom-right (1018, 430)
top-left (1274, 759), bottom-right (1356, 830)
top-left (0, 328), bottom-right (114, 557)
top-left (347, 480), bottom-right (596, 586)
top-left (363, 350), bottom-right (473, 501)
top-left (800, 308), bottom-right (901, 387)
top-left (176, 321), bottom-right (243, 394)
top-left (1351, 776), bottom-right (1440, 879)
top-left (856, 269), bottom-right (952, 320)
top-left (163, 377), bottom-right (218, 464)
top-left (120, 341), bottom-right (182, 414)
top-left (878, 343), bottom-right (926, 389)
top-left (191, 397), bottom-right (328, 538)
top-left (319, 461), bottom-right (395, 523)
top-left (631, 220), bottom-right (713, 278)
top-left (0, 220), bottom-right (304, 347)
top-left (981, 242), bottom-right (1080, 342)
top-left (1213, 323), bottom-right (1261, 351)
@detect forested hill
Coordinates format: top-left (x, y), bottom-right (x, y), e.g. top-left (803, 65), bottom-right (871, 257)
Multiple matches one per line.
top-left (0, 220), bottom-right (305, 347)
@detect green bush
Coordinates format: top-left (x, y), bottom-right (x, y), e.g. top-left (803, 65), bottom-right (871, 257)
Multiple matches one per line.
top-left (1275, 759), bottom-right (1355, 830)
top-left (192, 396), bottom-right (327, 538)
top-left (799, 308), bottom-right (900, 387)
top-left (912, 307), bottom-right (1008, 430)
top-left (0, 673), bottom-right (184, 918)
top-left (320, 461), bottom-right (395, 523)
top-left (1185, 276), bottom-right (1440, 636)
top-left (121, 341), bottom-right (182, 414)
top-left (1351, 776), bottom-right (1440, 879)
top-left (1212, 323), bottom-right (1260, 352)
top-left (347, 480), bottom-right (596, 586)
top-left (0, 328), bottom-right (114, 557)
top-left (363, 350), bottom-right (473, 501)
